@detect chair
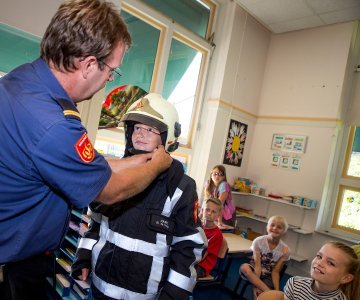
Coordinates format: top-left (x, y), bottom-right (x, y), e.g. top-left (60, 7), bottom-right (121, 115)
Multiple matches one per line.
top-left (233, 264), bottom-right (287, 299)
top-left (257, 290), bottom-right (284, 300)
top-left (196, 238), bottom-right (229, 287)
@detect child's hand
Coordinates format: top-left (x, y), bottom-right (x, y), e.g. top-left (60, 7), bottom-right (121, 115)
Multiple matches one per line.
top-left (78, 268), bottom-right (89, 281)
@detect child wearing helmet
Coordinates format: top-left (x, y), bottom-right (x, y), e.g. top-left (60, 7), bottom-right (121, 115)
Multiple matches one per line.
top-left (72, 93), bottom-right (206, 300)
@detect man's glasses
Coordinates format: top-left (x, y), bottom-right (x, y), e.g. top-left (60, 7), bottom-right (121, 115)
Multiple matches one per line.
top-left (212, 172), bottom-right (224, 177)
top-left (134, 125), bottom-right (161, 136)
top-left (99, 60), bottom-right (122, 80)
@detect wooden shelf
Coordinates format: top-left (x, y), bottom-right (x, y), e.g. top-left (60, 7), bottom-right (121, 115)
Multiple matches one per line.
top-left (236, 213), bottom-right (313, 235)
top-left (232, 192), bottom-right (316, 210)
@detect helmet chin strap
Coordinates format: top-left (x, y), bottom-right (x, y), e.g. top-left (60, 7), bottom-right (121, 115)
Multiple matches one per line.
top-left (128, 147), bottom-right (151, 155)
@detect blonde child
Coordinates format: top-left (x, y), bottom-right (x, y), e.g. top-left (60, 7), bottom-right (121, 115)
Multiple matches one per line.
top-left (240, 216), bottom-right (290, 299)
top-left (204, 165), bottom-right (235, 226)
top-left (195, 198), bottom-right (224, 278)
top-left (284, 241), bottom-right (359, 300)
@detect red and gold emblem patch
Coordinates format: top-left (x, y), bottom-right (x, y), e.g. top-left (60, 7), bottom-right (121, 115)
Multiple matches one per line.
top-left (75, 132), bottom-right (95, 163)
top-left (193, 199), bottom-right (199, 223)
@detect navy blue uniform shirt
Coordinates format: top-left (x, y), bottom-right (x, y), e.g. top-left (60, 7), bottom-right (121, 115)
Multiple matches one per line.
top-left (0, 58), bottom-right (111, 263)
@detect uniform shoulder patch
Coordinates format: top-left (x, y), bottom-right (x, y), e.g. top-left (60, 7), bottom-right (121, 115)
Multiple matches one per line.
top-left (75, 132), bottom-right (95, 163)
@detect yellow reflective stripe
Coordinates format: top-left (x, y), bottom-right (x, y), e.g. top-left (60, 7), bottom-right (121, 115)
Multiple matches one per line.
top-left (63, 110), bottom-right (81, 118)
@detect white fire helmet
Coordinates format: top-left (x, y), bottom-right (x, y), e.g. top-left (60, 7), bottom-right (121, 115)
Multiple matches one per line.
top-left (120, 93), bottom-right (181, 152)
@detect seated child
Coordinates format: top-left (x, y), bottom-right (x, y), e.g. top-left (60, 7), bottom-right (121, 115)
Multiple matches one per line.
top-left (195, 197), bottom-right (224, 278)
top-left (284, 241), bottom-right (359, 300)
top-left (240, 215), bottom-right (290, 299)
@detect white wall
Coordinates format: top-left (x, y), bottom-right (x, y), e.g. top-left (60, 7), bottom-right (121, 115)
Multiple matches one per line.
top-left (0, 0), bottom-right (62, 37)
top-left (259, 23), bottom-right (353, 118)
top-left (192, 1), bottom-right (271, 201)
top-left (244, 23), bottom-right (355, 275)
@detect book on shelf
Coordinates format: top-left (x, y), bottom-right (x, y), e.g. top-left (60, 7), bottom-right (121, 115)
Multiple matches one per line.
top-left (72, 282), bottom-right (86, 299)
top-left (56, 257), bottom-right (72, 273)
top-left (74, 278), bottom-right (90, 290)
top-left (79, 223), bottom-right (89, 236)
top-left (65, 247), bottom-right (75, 258)
top-left (66, 234), bottom-right (78, 246)
top-left (56, 273), bottom-right (70, 288)
top-left (235, 206), bottom-right (253, 215)
top-left (72, 210), bottom-right (83, 219)
top-left (69, 220), bottom-right (80, 233)
top-left (81, 214), bottom-right (90, 223)
top-left (47, 276), bottom-right (70, 297)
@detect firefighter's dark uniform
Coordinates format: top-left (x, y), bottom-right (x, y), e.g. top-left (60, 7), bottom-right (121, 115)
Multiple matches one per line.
top-left (72, 159), bottom-right (206, 300)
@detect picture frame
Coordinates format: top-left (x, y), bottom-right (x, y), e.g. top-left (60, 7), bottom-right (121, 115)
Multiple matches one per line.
top-left (223, 119), bottom-right (248, 167)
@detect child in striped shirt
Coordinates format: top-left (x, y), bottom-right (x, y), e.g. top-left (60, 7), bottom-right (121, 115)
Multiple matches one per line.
top-left (284, 241), bottom-right (359, 300)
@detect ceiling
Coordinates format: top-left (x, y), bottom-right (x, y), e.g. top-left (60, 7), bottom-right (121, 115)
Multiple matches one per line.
top-left (234, 0), bottom-right (360, 34)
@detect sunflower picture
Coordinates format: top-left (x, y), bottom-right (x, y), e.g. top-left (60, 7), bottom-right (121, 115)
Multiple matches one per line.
top-left (223, 119), bottom-right (247, 167)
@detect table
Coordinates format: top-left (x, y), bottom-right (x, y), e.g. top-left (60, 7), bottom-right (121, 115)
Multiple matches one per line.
top-left (223, 233), bottom-right (252, 254)
top-left (221, 233), bottom-right (253, 296)
top-left (218, 224), bottom-right (234, 233)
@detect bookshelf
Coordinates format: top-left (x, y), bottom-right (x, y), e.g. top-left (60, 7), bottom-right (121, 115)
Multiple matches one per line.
top-left (232, 192), bottom-right (316, 262)
top-left (47, 208), bottom-right (91, 300)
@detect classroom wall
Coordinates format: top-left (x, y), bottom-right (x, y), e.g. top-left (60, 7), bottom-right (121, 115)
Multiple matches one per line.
top-left (191, 1), bottom-right (270, 197)
top-left (246, 23), bottom-right (355, 275)
top-left (0, 0), bottom-right (62, 37)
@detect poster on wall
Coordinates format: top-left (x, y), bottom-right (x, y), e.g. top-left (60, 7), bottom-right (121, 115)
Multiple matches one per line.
top-left (223, 119), bottom-right (247, 167)
top-left (280, 155), bottom-right (290, 169)
top-left (271, 134), bottom-right (307, 153)
top-left (290, 156), bottom-right (301, 171)
top-left (270, 153), bottom-right (301, 171)
top-left (271, 153), bottom-right (281, 167)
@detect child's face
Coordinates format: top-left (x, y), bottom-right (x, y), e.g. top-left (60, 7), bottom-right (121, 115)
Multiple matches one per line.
top-left (266, 219), bottom-right (285, 238)
top-left (132, 123), bottom-right (162, 152)
top-left (311, 244), bottom-right (353, 288)
top-left (211, 168), bottom-right (224, 185)
top-left (202, 201), bottom-right (221, 223)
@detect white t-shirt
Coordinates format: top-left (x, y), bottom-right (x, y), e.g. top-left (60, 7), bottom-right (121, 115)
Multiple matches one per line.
top-left (251, 235), bottom-right (290, 277)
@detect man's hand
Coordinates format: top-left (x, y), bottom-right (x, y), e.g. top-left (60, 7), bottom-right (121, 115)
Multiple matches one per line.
top-left (97, 145), bottom-right (173, 205)
top-left (150, 145), bottom-right (172, 172)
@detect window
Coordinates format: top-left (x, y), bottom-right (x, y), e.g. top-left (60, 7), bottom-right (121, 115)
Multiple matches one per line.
top-left (343, 126), bottom-right (360, 178)
top-left (0, 24), bottom-right (40, 73)
top-left (141, 0), bottom-right (214, 39)
top-left (164, 35), bottom-right (205, 145)
top-left (105, 10), bottom-right (161, 94)
top-left (95, 0), bottom-right (216, 159)
top-left (332, 126), bottom-right (360, 234)
top-left (318, 126), bottom-right (360, 241)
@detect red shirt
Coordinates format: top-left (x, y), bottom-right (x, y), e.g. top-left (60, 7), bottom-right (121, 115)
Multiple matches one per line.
top-left (198, 226), bottom-right (223, 275)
